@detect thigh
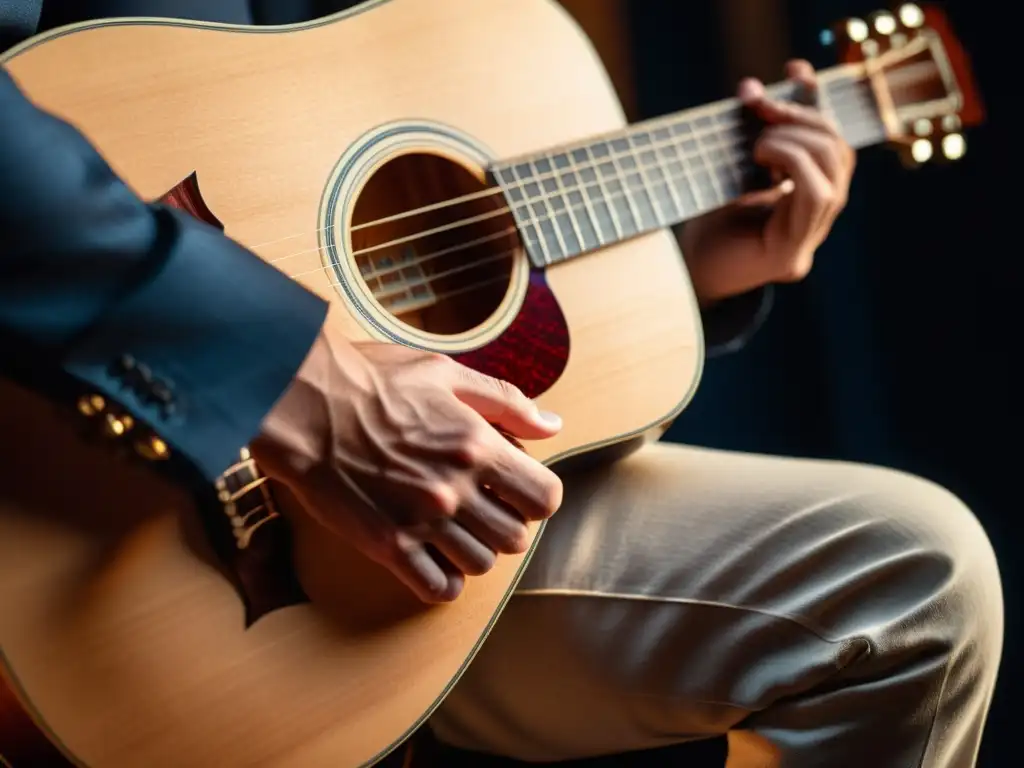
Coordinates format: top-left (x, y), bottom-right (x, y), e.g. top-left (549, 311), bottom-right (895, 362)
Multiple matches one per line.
top-left (428, 441), bottom-right (997, 762)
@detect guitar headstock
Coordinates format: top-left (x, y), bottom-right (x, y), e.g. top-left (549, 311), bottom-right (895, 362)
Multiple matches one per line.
top-left (829, 3), bottom-right (983, 166)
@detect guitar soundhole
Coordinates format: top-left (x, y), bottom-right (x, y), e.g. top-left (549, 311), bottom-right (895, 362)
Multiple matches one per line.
top-left (349, 152), bottom-right (521, 335)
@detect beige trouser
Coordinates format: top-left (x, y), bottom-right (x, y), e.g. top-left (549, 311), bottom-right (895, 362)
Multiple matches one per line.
top-left (428, 442), bottom-right (1004, 767)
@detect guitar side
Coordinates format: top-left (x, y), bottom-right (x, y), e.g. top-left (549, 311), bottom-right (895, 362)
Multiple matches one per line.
top-left (0, 1), bottom-right (702, 766)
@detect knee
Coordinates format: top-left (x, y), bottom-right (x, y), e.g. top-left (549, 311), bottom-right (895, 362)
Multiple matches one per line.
top-left (838, 466), bottom-right (1003, 650)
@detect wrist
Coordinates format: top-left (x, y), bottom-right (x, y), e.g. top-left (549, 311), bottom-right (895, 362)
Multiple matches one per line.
top-left (253, 327), bottom-right (351, 483)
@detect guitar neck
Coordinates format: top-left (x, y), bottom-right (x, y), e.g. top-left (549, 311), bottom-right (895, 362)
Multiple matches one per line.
top-left (492, 64), bottom-right (885, 267)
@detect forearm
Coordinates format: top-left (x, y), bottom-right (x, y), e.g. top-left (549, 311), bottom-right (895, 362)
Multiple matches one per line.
top-left (0, 68), bottom-right (328, 484)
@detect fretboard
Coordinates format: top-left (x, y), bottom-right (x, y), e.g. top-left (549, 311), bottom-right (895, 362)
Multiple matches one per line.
top-left (491, 65), bottom-right (886, 267)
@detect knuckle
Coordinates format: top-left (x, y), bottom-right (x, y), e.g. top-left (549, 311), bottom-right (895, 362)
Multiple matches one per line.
top-left (423, 480), bottom-right (460, 517)
top-left (494, 376), bottom-right (527, 406)
top-left (783, 253), bottom-right (814, 282)
top-left (424, 351), bottom-right (453, 371)
top-left (378, 530), bottom-right (414, 563)
top-left (453, 427), bottom-right (491, 467)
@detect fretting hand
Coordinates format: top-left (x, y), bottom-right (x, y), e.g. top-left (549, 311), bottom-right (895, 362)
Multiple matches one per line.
top-left (252, 326), bottom-right (564, 604)
top-left (681, 59), bottom-right (856, 304)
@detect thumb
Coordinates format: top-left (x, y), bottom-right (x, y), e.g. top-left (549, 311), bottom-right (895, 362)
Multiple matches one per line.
top-left (450, 366), bottom-right (562, 440)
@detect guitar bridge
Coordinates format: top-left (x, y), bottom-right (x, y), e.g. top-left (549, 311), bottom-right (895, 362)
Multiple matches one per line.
top-left (215, 448), bottom-right (280, 550)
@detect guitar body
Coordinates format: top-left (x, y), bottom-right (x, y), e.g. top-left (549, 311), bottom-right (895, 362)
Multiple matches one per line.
top-left (0, 1), bottom-right (702, 766)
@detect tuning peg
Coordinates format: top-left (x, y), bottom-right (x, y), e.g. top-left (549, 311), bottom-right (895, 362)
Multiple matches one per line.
top-left (872, 11), bottom-right (898, 35)
top-left (912, 119), bottom-right (934, 137)
top-left (898, 3), bottom-right (925, 29)
top-left (845, 17), bottom-right (870, 43)
top-left (910, 138), bottom-right (934, 164)
top-left (941, 133), bottom-right (966, 161)
top-left (942, 115), bottom-right (962, 132)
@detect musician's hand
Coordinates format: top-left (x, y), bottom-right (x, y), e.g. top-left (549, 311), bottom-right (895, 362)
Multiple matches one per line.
top-left (681, 59), bottom-right (856, 304)
top-left (252, 325), bottom-right (564, 603)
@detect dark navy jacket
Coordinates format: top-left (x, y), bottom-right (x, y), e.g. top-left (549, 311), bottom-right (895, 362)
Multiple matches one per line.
top-left (0, 0), bottom-right (769, 490)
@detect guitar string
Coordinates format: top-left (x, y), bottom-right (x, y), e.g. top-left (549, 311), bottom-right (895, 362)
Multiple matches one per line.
top-left (288, 107), bottom-right (882, 296)
top-left (277, 101), bottom-right (881, 291)
top-left (260, 83), bottom-right (878, 288)
top-left (345, 83), bottom-right (876, 262)
top-left (305, 110), bottom-right (888, 311)
top-left (242, 75), bottom-right (877, 262)
top-left (276, 81), bottom-right (873, 263)
top-left (245, 59), bottom-right (934, 259)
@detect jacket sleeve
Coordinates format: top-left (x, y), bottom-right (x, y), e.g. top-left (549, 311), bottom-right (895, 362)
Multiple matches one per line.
top-left (0, 68), bottom-right (328, 485)
top-left (701, 286), bottom-right (773, 358)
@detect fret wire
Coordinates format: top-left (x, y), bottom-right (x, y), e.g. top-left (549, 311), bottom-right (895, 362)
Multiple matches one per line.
top-left (494, 72), bottom-right (875, 200)
top-left (626, 131), bottom-right (675, 225)
top-left (524, 159), bottom-right (570, 260)
top-left (590, 141), bottom-right (638, 233)
top-left (716, 111), bottom-right (748, 194)
top-left (690, 116), bottom-right (726, 207)
top-left (668, 122), bottom-right (707, 210)
top-left (517, 141), bottom-right (751, 258)
top-left (562, 152), bottom-right (606, 247)
top-left (542, 154), bottom-right (590, 259)
top-left (582, 144), bottom-right (626, 240)
top-left (501, 106), bottom-right (881, 264)
top-left (573, 146), bottom-right (620, 243)
top-left (494, 73), bottom-right (881, 262)
top-left (521, 124), bottom-right (748, 236)
top-left (649, 125), bottom-right (686, 218)
top-left (554, 152), bottom-right (604, 250)
top-left (611, 135), bottom-right (660, 230)
top-left (513, 126), bottom-right (749, 252)
top-left (506, 164), bottom-right (554, 265)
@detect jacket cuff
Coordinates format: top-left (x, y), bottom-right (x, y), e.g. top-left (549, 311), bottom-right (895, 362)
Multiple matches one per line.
top-left (701, 286), bottom-right (774, 358)
top-left (62, 206), bottom-right (328, 484)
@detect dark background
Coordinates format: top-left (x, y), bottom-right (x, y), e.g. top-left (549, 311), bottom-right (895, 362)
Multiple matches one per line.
top-left (629, 1), bottom-right (1015, 765)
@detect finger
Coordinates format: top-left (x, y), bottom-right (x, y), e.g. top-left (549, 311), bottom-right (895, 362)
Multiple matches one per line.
top-left (449, 364), bottom-right (562, 439)
top-left (458, 488), bottom-right (532, 555)
top-left (748, 96), bottom-right (840, 137)
top-left (784, 58), bottom-right (817, 89)
top-left (762, 124), bottom-right (847, 187)
top-left (384, 530), bottom-right (465, 603)
top-left (478, 442), bottom-right (563, 522)
top-left (426, 518), bottom-right (497, 577)
top-left (755, 136), bottom-right (833, 240)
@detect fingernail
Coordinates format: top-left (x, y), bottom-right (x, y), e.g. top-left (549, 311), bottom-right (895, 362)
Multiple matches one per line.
top-left (537, 410), bottom-right (562, 428)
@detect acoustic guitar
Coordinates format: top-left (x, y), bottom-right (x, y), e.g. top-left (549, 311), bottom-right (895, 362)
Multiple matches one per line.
top-left (0, 1), bottom-right (982, 766)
